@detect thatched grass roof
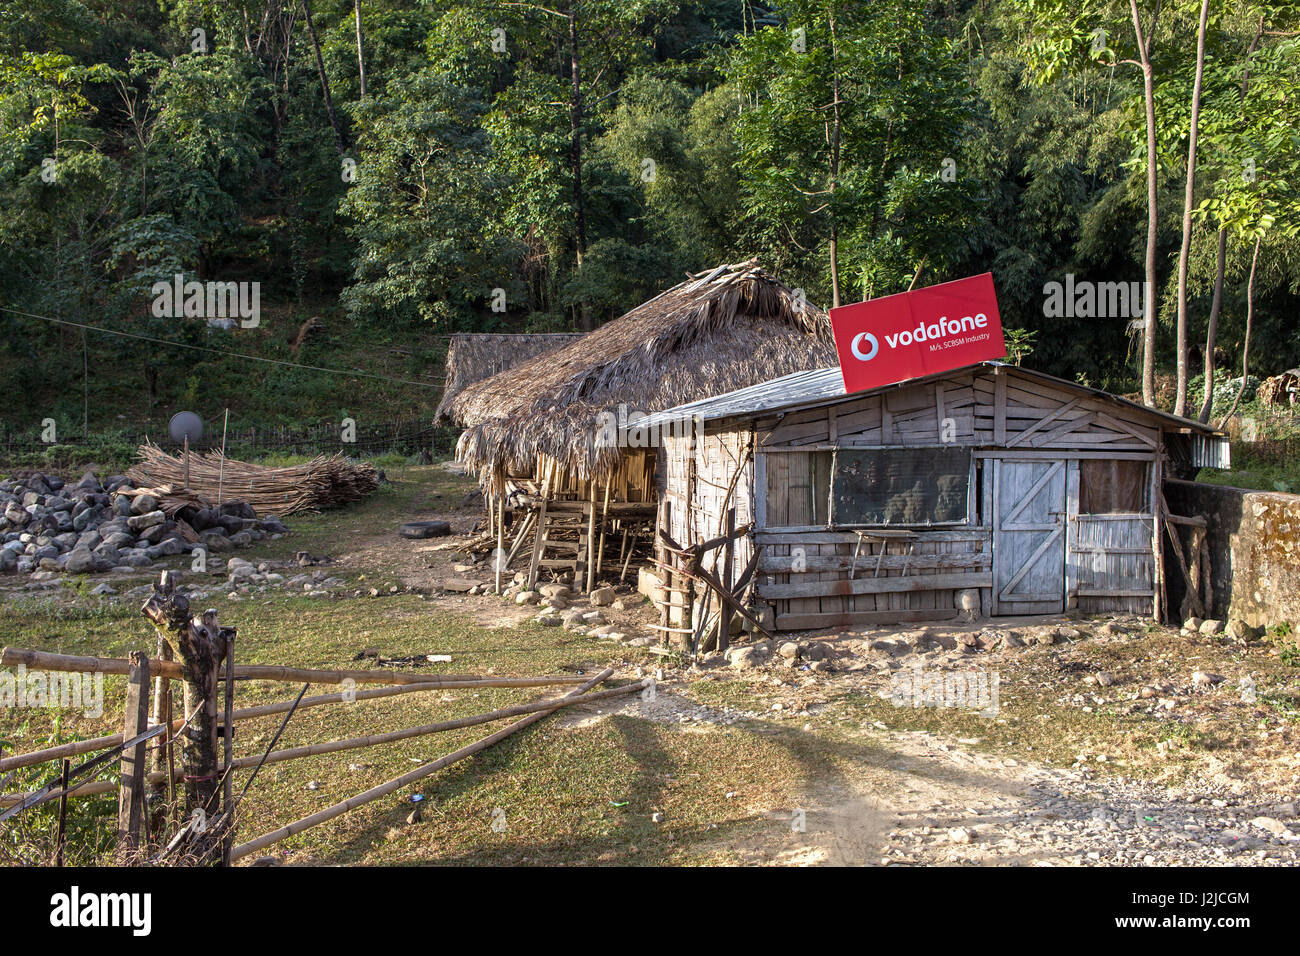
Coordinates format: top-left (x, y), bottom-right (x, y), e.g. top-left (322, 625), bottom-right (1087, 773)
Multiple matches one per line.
top-left (443, 260), bottom-right (836, 482)
top-left (436, 333), bottom-right (586, 421)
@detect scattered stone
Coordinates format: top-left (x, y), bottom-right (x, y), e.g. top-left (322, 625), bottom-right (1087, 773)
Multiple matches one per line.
top-left (1251, 816), bottom-right (1289, 838)
top-left (441, 577), bottom-right (482, 593)
top-left (1226, 619), bottom-right (1259, 641)
top-left (588, 586), bottom-right (616, 607)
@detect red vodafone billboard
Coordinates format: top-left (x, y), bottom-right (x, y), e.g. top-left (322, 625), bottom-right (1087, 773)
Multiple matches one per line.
top-left (828, 273), bottom-right (1005, 394)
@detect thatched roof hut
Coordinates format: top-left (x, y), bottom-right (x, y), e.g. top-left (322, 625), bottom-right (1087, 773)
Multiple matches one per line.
top-left (435, 332), bottom-right (586, 421)
top-left (441, 260), bottom-right (836, 487)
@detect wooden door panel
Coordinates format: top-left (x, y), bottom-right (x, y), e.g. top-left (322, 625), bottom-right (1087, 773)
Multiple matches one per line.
top-left (994, 459), bottom-right (1066, 614)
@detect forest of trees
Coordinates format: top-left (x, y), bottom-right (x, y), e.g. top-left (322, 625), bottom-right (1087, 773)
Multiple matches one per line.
top-left (1, 0), bottom-right (1297, 433)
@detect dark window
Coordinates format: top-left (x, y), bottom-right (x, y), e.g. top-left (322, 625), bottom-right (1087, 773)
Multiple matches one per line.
top-left (832, 447), bottom-right (972, 526)
top-left (1078, 459), bottom-right (1149, 513)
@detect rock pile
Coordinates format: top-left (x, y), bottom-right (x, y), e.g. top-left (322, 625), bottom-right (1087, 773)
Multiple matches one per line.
top-left (0, 470), bottom-right (288, 577)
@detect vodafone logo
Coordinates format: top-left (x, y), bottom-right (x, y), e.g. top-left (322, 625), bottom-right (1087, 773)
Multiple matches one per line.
top-left (829, 273), bottom-right (1006, 394)
top-left (848, 315), bottom-right (990, 363)
top-left (850, 332), bottom-right (878, 361)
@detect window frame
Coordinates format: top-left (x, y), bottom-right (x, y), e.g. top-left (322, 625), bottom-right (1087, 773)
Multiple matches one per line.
top-left (757, 445), bottom-right (977, 532)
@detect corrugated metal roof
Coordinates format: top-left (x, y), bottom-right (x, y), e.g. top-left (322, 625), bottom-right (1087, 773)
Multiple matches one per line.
top-left (640, 367), bottom-right (846, 428)
top-left (641, 361), bottom-right (1226, 438)
top-left (1191, 433), bottom-right (1232, 469)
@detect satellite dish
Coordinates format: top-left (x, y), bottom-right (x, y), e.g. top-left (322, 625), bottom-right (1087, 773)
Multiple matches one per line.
top-left (169, 411), bottom-right (204, 444)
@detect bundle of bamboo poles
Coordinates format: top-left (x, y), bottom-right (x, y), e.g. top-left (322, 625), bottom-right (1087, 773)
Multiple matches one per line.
top-left (126, 442), bottom-right (379, 516)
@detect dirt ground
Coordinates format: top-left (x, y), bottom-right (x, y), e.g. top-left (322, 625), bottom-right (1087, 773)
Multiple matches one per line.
top-left (306, 465), bottom-right (1300, 866)
top-left (9, 462), bottom-right (1294, 866)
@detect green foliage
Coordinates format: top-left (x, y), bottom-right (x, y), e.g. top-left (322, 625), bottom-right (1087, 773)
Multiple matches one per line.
top-left (0, 0), bottom-right (1298, 432)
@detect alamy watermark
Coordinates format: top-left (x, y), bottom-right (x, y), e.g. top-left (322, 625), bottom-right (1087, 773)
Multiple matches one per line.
top-left (151, 274), bottom-right (261, 328)
top-left (1, 665), bottom-right (104, 718)
top-left (890, 664), bottom-right (999, 717)
top-left (594, 405), bottom-right (703, 450)
top-left (1042, 274), bottom-right (1150, 321)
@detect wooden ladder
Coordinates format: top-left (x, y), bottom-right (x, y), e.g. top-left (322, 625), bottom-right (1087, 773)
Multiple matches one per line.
top-left (526, 504), bottom-right (587, 588)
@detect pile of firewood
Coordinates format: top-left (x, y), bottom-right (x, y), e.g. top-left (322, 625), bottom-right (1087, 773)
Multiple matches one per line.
top-left (127, 442), bottom-right (380, 516)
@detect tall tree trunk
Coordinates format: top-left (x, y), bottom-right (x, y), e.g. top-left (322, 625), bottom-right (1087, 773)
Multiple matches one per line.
top-left (827, 8), bottom-right (842, 309)
top-left (568, 4), bottom-right (590, 328)
top-left (1173, 0), bottom-right (1211, 417)
top-left (302, 0), bottom-right (344, 153)
top-left (354, 0), bottom-right (367, 99)
top-left (1131, 0), bottom-right (1161, 406)
top-left (1198, 15), bottom-right (1262, 423)
top-left (1198, 227), bottom-right (1227, 422)
top-left (1221, 237), bottom-right (1261, 425)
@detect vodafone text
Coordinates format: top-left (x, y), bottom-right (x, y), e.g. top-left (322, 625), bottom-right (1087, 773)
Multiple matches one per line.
top-left (850, 312), bottom-right (989, 363)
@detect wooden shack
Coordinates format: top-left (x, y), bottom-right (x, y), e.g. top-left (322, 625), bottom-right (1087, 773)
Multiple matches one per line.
top-left (643, 362), bottom-right (1229, 633)
top-left (436, 261), bottom-right (836, 589)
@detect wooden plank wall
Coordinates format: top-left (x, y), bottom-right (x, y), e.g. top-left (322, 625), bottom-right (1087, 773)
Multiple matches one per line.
top-left (736, 367), bottom-right (1167, 629)
top-left (755, 529), bottom-right (990, 630)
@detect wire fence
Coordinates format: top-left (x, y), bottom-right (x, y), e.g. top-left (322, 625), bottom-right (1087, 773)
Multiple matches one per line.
top-left (0, 418), bottom-right (461, 463)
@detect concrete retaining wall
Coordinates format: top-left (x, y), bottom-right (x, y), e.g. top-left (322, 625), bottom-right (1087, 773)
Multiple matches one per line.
top-left (1164, 479), bottom-right (1300, 629)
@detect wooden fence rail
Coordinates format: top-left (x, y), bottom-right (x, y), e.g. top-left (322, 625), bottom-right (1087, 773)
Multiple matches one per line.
top-left (230, 668), bottom-right (617, 862)
top-left (1, 647), bottom-right (587, 689)
top-left (0, 569), bottom-right (638, 864)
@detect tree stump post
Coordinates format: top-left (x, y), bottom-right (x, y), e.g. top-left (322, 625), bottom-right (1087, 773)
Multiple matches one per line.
top-left (141, 571), bottom-right (230, 863)
top-left (117, 651), bottom-right (151, 860)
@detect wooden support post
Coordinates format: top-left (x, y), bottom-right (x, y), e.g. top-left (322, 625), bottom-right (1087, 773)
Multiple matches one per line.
top-left (657, 498), bottom-right (670, 630)
top-left (117, 651), bottom-right (150, 859)
top-left (584, 487), bottom-right (598, 593)
top-left (619, 527), bottom-right (637, 583)
top-left (993, 369), bottom-right (1007, 445)
top-left (141, 571), bottom-right (226, 864)
top-left (149, 637), bottom-right (175, 839)
top-left (683, 548), bottom-right (699, 647)
top-left (221, 631), bottom-right (235, 867)
top-left (495, 491), bottom-right (505, 595)
top-left (595, 477), bottom-right (611, 578)
top-left (55, 758), bottom-right (69, 866)
top-left (527, 499), bottom-right (548, 589)
top-left (718, 508), bottom-right (736, 654)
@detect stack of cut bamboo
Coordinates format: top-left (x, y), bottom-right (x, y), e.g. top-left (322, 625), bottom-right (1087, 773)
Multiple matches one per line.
top-left (127, 442), bottom-right (380, 516)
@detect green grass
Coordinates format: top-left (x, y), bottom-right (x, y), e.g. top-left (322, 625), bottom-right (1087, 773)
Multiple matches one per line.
top-left (6, 464), bottom-right (1299, 866)
top-left (0, 465), bottom-right (817, 865)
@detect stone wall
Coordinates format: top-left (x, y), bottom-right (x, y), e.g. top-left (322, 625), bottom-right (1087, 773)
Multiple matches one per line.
top-left (1164, 479), bottom-right (1300, 629)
